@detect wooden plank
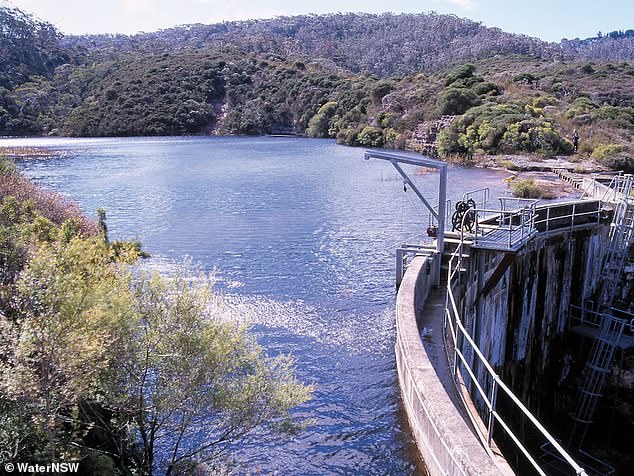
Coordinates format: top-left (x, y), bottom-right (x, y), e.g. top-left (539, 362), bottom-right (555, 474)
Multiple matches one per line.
top-left (475, 253), bottom-right (515, 303)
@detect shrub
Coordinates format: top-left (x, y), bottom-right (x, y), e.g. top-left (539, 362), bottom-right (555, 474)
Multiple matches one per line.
top-left (593, 106), bottom-right (634, 128)
top-left (370, 80), bottom-right (396, 105)
top-left (566, 96), bottom-right (597, 119)
top-left (510, 178), bottom-right (548, 198)
top-left (513, 72), bottom-right (539, 84)
top-left (306, 101), bottom-right (338, 138)
top-left (531, 96), bottom-right (556, 108)
top-left (437, 127), bottom-right (464, 156)
top-left (443, 64), bottom-right (476, 87)
top-left (499, 120), bottom-right (572, 155)
top-left (436, 87), bottom-right (480, 116)
top-left (384, 128), bottom-right (399, 148)
top-left (591, 143), bottom-right (625, 160)
top-left (336, 124), bottom-right (364, 146)
top-left (438, 103), bottom-right (571, 156)
top-left (472, 81), bottom-right (501, 96)
top-left (499, 159), bottom-right (520, 171)
top-left (357, 126), bottom-right (384, 147)
top-left (0, 159), bottom-right (97, 235)
top-left (601, 152), bottom-right (634, 173)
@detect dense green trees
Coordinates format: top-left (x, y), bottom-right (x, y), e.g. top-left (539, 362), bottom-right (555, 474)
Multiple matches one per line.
top-left (0, 160), bottom-right (312, 473)
top-left (0, 4), bottom-right (67, 89)
top-left (438, 103), bottom-right (572, 156)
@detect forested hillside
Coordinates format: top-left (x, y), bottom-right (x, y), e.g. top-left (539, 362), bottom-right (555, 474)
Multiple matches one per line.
top-left (62, 13), bottom-right (558, 76)
top-left (1, 4), bottom-right (633, 170)
top-left (62, 14), bottom-right (634, 76)
top-left (0, 3), bottom-right (67, 89)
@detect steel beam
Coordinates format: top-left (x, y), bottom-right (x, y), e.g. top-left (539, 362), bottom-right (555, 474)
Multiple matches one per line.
top-left (364, 150), bottom-right (447, 285)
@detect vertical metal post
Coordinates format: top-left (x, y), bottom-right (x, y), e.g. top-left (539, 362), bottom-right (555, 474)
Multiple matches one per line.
top-left (487, 379), bottom-right (498, 445)
top-left (396, 249), bottom-right (404, 289)
top-left (437, 164), bottom-right (447, 286)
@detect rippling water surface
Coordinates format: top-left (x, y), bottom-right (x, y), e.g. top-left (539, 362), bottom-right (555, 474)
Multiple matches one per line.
top-left (6, 136), bottom-right (512, 475)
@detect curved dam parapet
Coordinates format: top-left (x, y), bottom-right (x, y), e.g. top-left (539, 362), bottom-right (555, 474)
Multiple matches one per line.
top-left (395, 254), bottom-right (513, 476)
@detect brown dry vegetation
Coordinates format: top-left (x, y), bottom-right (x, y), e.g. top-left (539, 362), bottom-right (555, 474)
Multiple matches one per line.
top-left (0, 159), bottom-right (97, 235)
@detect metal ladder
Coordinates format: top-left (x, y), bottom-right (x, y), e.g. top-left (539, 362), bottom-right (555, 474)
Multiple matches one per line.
top-left (570, 174), bottom-right (634, 448)
top-left (599, 199), bottom-right (634, 307)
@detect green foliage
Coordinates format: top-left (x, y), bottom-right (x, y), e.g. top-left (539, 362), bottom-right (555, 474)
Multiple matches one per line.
top-left (591, 143), bottom-right (634, 172)
top-left (62, 52), bottom-right (221, 136)
top-left (438, 102), bottom-right (571, 157)
top-left (443, 64), bottom-right (477, 87)
top-left (357, 126), bottom-right (384, 147)
top-left (384, 128), bottom-right (400, 147)
top-left (0, 399), bottom-right (39, 462)
top-left (499, 119), bottom-right (571, 155)
top-left (510, 178), bottom-right (547, 198)
top-left (1, 236), bottom-right (137, 459)
top-left (499, 159), bottom-right (520, 171)
top-left (370, 80), bottom-right (396, 105)
top-left (0, 157), bottom-right (18, 176)
top-left (96, 207), bottom-right (108, 242)
top-left (336, 124), bottom-right (364, 146)
top-left (472, 81), bottom-right (501, 96)
top-left (436, 87), bottom-right (480, 115)
top-left (513, 72), bottom-right (539, 84)
top-left (306, 101), bottom-right (338, 138)
top-left (592, 106), bottom-right (634, 128)
top-left (0, 165), bottom-right (312, 470)
top-left (0, 5), bottom-right (67, 90)
top-left (599, 154), bottom-right (634, 172)
top-left (117, 267), bottom-right (313, 474)
top-left (2, 4), bottom-right (634, 158)
top-left (566, 96), bottom-right (597, 119)
top-left (591, 143), bottom-right (625, 160)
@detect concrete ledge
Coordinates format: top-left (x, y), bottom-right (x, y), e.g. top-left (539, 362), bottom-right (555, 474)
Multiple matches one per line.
top-left (396, 255), bottom-right (511, 476)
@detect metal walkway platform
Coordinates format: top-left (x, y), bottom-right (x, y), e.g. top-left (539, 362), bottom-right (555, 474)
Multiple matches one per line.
top-left (472, 224), bottom-right (537, 251)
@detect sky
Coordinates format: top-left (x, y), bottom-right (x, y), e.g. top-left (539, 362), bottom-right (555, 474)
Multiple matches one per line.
top-left (4, 0), bottom-right (633, 42)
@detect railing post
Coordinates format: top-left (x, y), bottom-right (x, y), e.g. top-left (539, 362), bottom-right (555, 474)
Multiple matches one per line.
top-left (546, 205), bottom-right (551, 232)
top-left (571, 202), bottom-right (576, 229)
top-left (487, 379), bottom-right (498, 445)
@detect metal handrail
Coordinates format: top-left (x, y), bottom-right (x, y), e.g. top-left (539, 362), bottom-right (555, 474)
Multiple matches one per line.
top-left (462, 187), bottom-right (490, 209)
top-left (472, 200), bottom-right (605, 248)
top-left (582, 172), bottom-right (633, 202)
top-left (498, 197), bottom-right (539, 212)
top-left (534, 201), bottom-right (605, 233)
top-left (443, 211), bottom-right (588, 476)
top-left (470, 204), bottom-right (537, 250)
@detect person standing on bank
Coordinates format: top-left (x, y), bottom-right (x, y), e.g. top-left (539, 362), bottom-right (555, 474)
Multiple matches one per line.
top-left (572, 129), bottom-right (580, 153)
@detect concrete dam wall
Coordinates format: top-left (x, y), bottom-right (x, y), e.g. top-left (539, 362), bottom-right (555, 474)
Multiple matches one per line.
top-left (395, 254), bottom-right (513, 476)
top-left (395, 205), bottom-right (611, 475)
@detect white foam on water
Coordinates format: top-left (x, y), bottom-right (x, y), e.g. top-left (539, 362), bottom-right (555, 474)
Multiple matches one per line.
top-left (214, 294), bottom-right (396, 356)
top-left (137, 256), bottom-right (396, 355)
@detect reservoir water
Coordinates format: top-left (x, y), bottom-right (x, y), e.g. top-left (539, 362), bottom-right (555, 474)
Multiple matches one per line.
top-left (5, 136), bottom-right (512, 475)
